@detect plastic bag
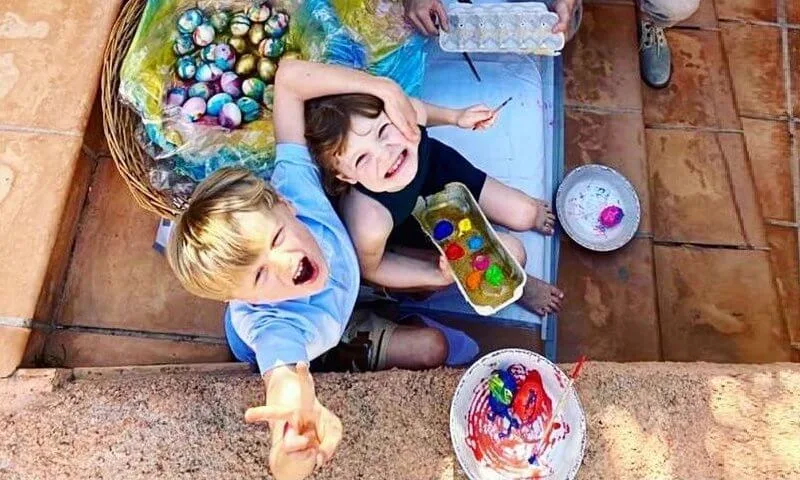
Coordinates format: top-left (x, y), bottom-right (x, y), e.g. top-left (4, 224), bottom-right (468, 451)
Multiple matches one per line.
top-left (119, 0), bottom-right (426, 206)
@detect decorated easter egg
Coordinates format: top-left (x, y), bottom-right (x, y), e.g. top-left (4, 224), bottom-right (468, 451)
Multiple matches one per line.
top-left (200, 43), bottom-right (217, 62)
top-left (229, 13), bottom-right (251, 36)
top-left (177, 8), bottom-right (204, 34)
top-left (484, 264), bottom-right (505, 286)
top-left (265, 12), bottom-right (289, 37)
top-left (173, 34), bottom-right (195, 56)
top-left (228, 36), bottom-right (248, 54)
top-left (247, 3), bottom-right (271, 22)
top-left (466, 270), bottom-right (482, 291)
top-left (166, 86), bottom-right (187, 107)
top-left (176, 56), bottom-right (197, 80)
top-left (236, 97), bottom-right (261, 122)
top-left (195, 63), bottom-right (223, 82)
top-left (220, 71), bottom-right (243, 97)
top-left (445, 243), bottom-right (465, 261)
top-left (248, 22), bottom-right (266, 46)
top-left (599, 205), bottom-right (624, 228)
top-left (207, 92), bottom-right (233, 116)
top-left (258, 37), bottom-right (285, 58)
top-left (218, 102), bottom-right (242, 128)
top-left (472, 254), bottom-right (490, 271)
top-left (242, 78), bottom-right (266, 99)
top-left (182, 97), bottom-right (206, 122)
top-left (433, 220), bottom-right (454, 241)
top-left (213, 44), bottom-right (236, 70)
top-left (193, 23), bottom-right (215, 47)
top-left (262, 84), bottom-right (275, 110)
top-left (257, 58), bottom-right (277, 82)
top-left (209, 11), bottom-right (231, 32)
top-left (187, 82), bottom-right (213, 100)
top-left (467, 234), bottom-right (484, 252)
top-left (235, 54), bottom-right (257, 76)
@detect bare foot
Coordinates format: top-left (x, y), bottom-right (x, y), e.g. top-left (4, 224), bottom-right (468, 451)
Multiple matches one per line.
top-left (532, 199), bottom-right (556, 236)
top-left (518, 275), bottom-right (564, 316)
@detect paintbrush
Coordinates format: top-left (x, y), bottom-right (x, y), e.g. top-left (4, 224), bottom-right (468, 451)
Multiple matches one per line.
top-left (532, 356), bottom-right (587, 462)
top-left (473, 96), bottom-right (513, 130)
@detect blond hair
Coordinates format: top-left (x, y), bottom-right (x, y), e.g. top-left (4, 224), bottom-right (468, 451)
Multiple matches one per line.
top-left (167, 167), bottom-right (280, 301)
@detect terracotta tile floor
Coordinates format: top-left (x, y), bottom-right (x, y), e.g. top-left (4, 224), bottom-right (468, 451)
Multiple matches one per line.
top-left (23, 0), bottom-right (800, 367)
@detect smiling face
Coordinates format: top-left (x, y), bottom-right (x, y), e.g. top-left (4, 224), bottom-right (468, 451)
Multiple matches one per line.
top-left (333, 111), bottom-right (420, 193)
top-left (229, 204), bottom-right (329, 303)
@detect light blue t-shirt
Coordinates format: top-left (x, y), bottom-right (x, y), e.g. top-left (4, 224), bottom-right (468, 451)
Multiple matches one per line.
top-left (225, 144), bottom-right (360, 373)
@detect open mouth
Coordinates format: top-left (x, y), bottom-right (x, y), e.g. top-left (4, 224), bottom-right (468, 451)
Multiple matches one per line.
top-left (384, 149), bottom-right (408, 179)
top-left (292, 256), bottom-right (316, 285)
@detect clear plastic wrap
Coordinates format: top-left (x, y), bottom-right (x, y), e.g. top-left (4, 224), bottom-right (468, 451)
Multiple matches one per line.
top-left (119, 0), bottom-right (425, 205)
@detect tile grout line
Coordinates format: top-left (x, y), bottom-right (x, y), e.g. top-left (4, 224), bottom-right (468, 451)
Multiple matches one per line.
top-left (766, 219), bottom-right (800, 228)
top-left (652, 240), bottom-right (769, 251)
top-left (30, 320), bottom-right (228, 345)
top-left (0, 124), bottom-right (83, 137)
top-left (564, 103), bottom-right (642, 115)
top-left (644, 124), bottom-right (744, 134)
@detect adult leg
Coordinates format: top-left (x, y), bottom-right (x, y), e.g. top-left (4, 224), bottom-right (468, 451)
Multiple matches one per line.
top-left (637, 0), bottom-right (700, 88)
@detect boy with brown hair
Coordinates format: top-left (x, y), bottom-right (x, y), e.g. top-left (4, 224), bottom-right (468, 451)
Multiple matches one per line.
top-left (304, 92), bottom-right (564, 315)
top-left (167, 59), bottom-right (453, 480)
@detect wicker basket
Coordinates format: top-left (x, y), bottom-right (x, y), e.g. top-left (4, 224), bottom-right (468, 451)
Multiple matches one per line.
top-left (101, 0), bottom-right (180, 219)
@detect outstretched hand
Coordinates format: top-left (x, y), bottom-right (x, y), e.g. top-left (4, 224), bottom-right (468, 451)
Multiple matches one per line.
top-left (376, 80), bottom-right (421, 143)
top-left (404, 0), bottom-right (450, 36)
top-left (456, 104), bottom-right (498, 130)
top-left (246, 363), bottom-right (343, 480)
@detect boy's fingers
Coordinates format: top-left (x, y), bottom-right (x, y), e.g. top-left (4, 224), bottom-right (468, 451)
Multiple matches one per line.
top-left (316, 413), bottom-right (343, 463)
top-left (245, 405), bottom-right (294, 423)
top-left (418, 10), bottom-right (438, 36)
top-left (281, 427), bottom-right (314, 452)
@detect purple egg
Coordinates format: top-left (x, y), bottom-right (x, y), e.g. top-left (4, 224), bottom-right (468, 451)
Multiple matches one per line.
top-left (218, 102), bottom-right (242, 129)
top-left (182, 97), bottom-right (207, 122)
top-left (220, 71), bottom-right (242, 97)
top-left (166, 87), bottom-right (188, 107)
top-left (213, 44), bottom-right (236, 71)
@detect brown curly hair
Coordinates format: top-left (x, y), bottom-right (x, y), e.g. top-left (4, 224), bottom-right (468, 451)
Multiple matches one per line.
top-left (304, 93), bottom-right (384, 196)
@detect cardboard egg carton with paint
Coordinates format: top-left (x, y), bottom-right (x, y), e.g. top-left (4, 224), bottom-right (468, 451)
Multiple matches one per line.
top-left (439, 2), bottom-right (565, 56)
top-left (413, 182), bottom-right (526, 315)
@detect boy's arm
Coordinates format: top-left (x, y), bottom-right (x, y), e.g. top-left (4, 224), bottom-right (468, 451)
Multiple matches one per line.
top-left (410, 98), bottom-right (496, 130)
top-left (344, 196), bottom-right (453, 289)
top-left (273, 59), bottom-right (419, 144)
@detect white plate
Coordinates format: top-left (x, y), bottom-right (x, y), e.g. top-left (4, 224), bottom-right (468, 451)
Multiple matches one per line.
top-left (555, 165), bottom-right (641, 252)
top-left (450, 349), bottom-right (587, 480)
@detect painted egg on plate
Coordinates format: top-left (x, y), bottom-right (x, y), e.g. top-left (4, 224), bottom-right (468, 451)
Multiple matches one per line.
top-left (236, 97), bottom-right (261, 122)
top-left (219, 102), bottom-right (242, 128)
top-left (207, 92), bottom-right (233, 116)
top-left (173, 34), bottom-right (195, 56)
top-left (264, 12), bottom-right (289, 37)
top-left (209, 11), bottom-right (230, 32)
top-left (213, 44), bottom-right (236, 70)
top-left (187, 82), bottom-right (213, 100)
top-left (262, 84), bottom-right (275, 110)
top-left (177, 8), bottom-right (204, 34)
top-left (229, 13), bottom-right (251, 36)
top-left (257, 58), bottom-right (277, 82)
top-left (182, 97), bottom-right (206, 122)
top-left (248, 22), bottom-right (266, 46)
top-left (219, 71), bottom-right (243, 97)
top-left (228, 36), bottom-right (248, 53)
top-left (234, 54), bottom-right (257, 76)
top-left (247, 4), bottom-right (271, 22)
top-left (242, 78), bottom-right (266, 100)
top-left (192, 23), bottom-right (215, 47)
top-left (176, 56), bottom-right (197, 80)
top-left (166, 87), bottom-right (188, 107)
top-left (195, 63), bottom-right (223, 82)
top-left (258, 37), bottom-right (285, 58)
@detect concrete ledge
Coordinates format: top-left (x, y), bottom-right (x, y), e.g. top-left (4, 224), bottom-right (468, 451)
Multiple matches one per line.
top-left (1, 362), bottom-right (799, 479)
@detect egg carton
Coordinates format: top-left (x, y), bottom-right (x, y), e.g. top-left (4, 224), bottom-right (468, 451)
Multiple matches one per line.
top-left (439, 2), bottom-right (564, 55)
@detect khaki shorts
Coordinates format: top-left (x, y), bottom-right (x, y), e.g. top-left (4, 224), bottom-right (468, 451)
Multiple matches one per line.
top-left (342, 308), bottom-right (399, 371)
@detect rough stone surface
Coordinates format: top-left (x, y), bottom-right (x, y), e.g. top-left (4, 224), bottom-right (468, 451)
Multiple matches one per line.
top-left (1, 363), bottom-right (799, 479)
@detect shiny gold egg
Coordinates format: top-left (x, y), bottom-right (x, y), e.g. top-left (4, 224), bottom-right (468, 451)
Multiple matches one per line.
top-left (257, 57), bottom-right (277, 82)
top-left (234, 54), bottom-right (257, 76)
top-left (228, 36), bottom-right (248, 54)
top-left (248, 23), bottom-right (266, 46)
